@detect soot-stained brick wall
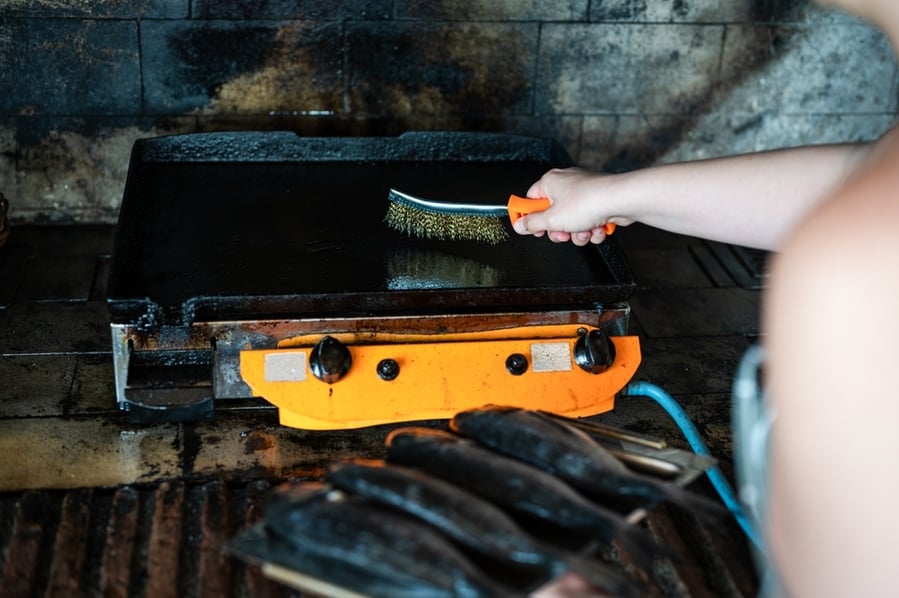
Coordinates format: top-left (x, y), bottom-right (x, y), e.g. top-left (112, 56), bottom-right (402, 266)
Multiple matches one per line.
top-left (0, 0), bottom-right (897, 222)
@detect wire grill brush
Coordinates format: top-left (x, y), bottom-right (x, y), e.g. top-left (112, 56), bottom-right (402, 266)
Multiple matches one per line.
top-left (385, 188), bottom-right (614, 245)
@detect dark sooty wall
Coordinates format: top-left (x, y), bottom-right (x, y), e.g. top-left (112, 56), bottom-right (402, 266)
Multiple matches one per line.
top-left (0, 0), bottom-right (896, 222)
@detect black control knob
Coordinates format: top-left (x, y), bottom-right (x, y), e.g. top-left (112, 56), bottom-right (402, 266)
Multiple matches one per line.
top-left (506, 353), bottom-right (528, 375)
top-left (309, 336), bottom-right (352, 383)
top-left (377, 358), bottom-right (400, 381)
top-left (574, 329), bottom-right (616, 374)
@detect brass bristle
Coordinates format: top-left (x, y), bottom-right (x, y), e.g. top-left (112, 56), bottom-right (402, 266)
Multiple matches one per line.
top-left (386, 248), bottom-right (501, 289)
top-left (385, 201), bottom-right (509, 245)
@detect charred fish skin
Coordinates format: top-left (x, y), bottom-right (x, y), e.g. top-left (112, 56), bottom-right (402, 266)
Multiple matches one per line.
top-left (452, 406), bottom-right (628, 478)
top-left (325, 460), bottom-right (638, 598)
top-left (264, 485), bottom-right (515, 598)
top-left (262, 533), bottom-right (457, 598)
top-left (385, 427), bottom-right (619, 538)
top-left (325, 459), bottom-right (552, 568)
top-left (384, 428), bottom-right (663, 555)
top-left (451, 406), bottom-right (726, 516)
top-left (385, 429), bottom-right (664, 585)
top-left (382, 432), bottom-right (655, 597)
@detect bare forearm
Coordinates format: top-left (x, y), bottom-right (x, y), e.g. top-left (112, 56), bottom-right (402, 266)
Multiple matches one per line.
top-left (613, 143), bottom-right (871, 250)
top-left (518, 142), bottom-right (873, 250)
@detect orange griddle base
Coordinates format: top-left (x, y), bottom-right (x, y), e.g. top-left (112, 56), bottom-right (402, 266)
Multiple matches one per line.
top-left (239, 317), bottom-right (640, 430)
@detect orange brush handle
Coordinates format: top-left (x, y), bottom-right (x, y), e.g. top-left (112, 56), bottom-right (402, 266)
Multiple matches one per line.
top-left (507, 195), bottom-right (616, 235)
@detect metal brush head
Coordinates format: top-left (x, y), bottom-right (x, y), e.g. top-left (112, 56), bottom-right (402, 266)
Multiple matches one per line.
top-left (385, 189), bottom-right (509, 245)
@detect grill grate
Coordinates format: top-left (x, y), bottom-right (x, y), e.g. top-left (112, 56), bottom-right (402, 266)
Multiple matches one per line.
top-left (0, 481), bottom-right (756, 597)
top-left (0, 482), bottom-right (299, 598)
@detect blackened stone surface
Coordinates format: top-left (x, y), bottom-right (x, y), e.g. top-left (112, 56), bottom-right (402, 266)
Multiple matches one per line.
top-left (589, 0), bottom-right (649, 22)
top-left (588, 0), bottom-right (777, 23)
top-left (631, 287), bottom-right (760, 337)
top-left (0, 354), bottom-right (76, 418)
top-left (193, 0), bottom-right (392, 19)
top-left (537, 23), bottom-right (725, 116)
top-left (16, 255), bottom-right (96, 302)
top-left (0, 19), bottom-right (140, 116)
top-left (395, 0), bottom-right (588, 21)
top-left (346, 21), bottom-right (536, 116)
top-left (140, 20), bottom-right (344, 115)
top-left (5, 224), bottom-right (116, 257)
top-left (2, 116), bottom-right (196, 223)
top-left (0, 0), bottom-right (185, 18)
top-left (0, 302), bottom-right (110, 354)
top-left (0, 245), bottom-right (28, 308)
top-left (67, 354), bottom-right (119, 415)
top-left (721, 24), bottom-right (896, 114)
top-left (2, 3), bottom-right (896, 224)
top-left (624, 247), bottom-right (714, 289)
top-left (632, 336), bottom-right (755, 395)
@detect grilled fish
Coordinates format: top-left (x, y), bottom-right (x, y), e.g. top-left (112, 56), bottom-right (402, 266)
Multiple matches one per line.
top-left (325, 459), bottom-right (636, 596)
top-left (385, 427), bottom-right (663, 569)
top-left (264, 483), bottom-right (514, 598)
top-left (450, 405), bottom-right (726, 517)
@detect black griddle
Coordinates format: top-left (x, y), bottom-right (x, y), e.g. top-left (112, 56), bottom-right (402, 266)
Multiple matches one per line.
top-left (106, 131), bottom-right (636, 423)
top-left (107, 131), bottom-right (634, 325)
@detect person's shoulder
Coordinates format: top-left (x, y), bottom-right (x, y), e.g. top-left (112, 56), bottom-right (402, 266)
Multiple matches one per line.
top-left (770, 125), bottom-right (899, 306)
top-left (826, 125), bottom-right (899, 250)
top-left (798, 126), bottom-right (898, 246)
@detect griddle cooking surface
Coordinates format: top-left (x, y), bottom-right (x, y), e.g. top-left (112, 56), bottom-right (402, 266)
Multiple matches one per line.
top-left (107, 132), bottom-right (634, 324)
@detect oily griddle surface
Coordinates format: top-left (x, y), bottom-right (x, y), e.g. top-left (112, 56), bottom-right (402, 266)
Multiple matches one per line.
top-left (107, 132), bottom-right (634, 324)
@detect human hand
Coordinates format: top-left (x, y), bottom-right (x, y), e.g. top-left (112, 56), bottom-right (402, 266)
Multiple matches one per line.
top-left (512, 168), bottom-right (627, 246)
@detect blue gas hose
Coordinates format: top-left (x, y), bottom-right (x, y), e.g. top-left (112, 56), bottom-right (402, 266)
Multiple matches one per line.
top-left (623, 381), bottom-right (763, 550)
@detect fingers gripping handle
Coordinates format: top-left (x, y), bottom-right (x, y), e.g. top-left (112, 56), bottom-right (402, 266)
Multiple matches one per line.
top-left (506, 194), bottom-right (551, 224)
top-left (506, 195), bottom-right (616, 235)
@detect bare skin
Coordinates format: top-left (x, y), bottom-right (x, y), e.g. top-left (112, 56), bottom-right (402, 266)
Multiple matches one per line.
top-left (515, 144), bottom-right (871, 250)
top-left (764, 125), bottom-right (899, 597)
top-left (516, 0), bottom-right (899, 592)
